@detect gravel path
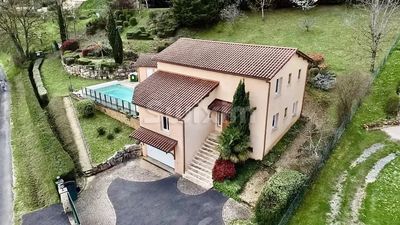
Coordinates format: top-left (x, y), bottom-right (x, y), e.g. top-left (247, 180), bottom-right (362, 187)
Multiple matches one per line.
top-left (350, 153), bottom-right (397, 225)
top-left (350, 143), bottom-right (385, 168)
top-left (327, 171), bottom-right (348, 225)
top-left (63, 97), bottom-right (92, 171)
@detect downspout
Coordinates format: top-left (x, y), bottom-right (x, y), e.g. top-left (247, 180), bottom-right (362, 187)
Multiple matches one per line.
top-left (182, 119), bottom-right (186, 173)
top-left (262, 81), bottom-right (271, 157)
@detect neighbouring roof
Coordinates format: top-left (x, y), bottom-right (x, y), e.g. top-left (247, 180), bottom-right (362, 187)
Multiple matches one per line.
top-left (154, 38), bottom-right (312, 80)
top-left (208, 99), bottom-right (232, 114)
top-left (130, 127), bottom-right (177, 153)
top-left (133, 53), bottom-right (157, 68)
top-left (133, 71), bottom-right (219, 120)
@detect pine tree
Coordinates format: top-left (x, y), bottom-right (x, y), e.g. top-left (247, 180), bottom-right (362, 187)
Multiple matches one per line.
top-left (56, 0), bottom-right (67, 42)
top-left (113, 30), bottom-right (124, 64)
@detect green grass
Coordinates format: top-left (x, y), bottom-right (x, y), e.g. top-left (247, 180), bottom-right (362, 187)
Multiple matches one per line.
top-left (190, 6), bottom-right (399, 76)
top-left (289, 44), bottom-right (400, 225)
top-left (78, 0), bottom-right (111, 15)
top-left (41, 55), bottom-right (105, 97)
top-left (77, 109), bottom-right (134, 164)
top-left (9, 69), bottom-right (75, 223)
top-left (361, 156), bottom-right (400, 225)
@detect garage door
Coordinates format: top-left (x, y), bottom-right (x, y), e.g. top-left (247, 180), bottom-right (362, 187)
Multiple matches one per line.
top-left (147, 145), bottom-right (175, 169)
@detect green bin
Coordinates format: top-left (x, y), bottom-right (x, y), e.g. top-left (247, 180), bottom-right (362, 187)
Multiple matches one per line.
top-left (130, 73), bottom-right (138, 82)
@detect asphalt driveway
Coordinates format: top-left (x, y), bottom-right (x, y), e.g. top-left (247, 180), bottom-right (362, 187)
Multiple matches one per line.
top-left (21, 204), bottom-right (70, 225)
top-left (108, 176), bottom-right (228, 225)
top-left (0, 66), bottom-right (13, 225)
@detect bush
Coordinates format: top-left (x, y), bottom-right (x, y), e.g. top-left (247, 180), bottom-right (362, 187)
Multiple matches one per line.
top-left (129, 17), bottom-right (137, 26)
top-left (212, 159), bottom-right (236, 182)
top-left (309, 53), bottom-right (325, 65)
top-left (126, 27), bottom-right (152, 40)
top-left (123, 21), bottom-right (129, 27)
top-left (114, 127), bottom-right (122, 134)
top-left (76, 58), bottom-right (92, 65)
top-left (76, 99), bottom-right (95, 118)
top-left (218, 126), bottom-right (250, 163)
top-left (255, 170), bottom-right (307, 225)
top-left (116, 20), bottom-right (123, 26)
top-left (385, 95), bottom-right (400, 117)
top-left (107, 133), bottom-right (115, 140)
top-left (149, 10), bottom-right (178, 38)
top-left (172, 0), bottom-right (222, 27)
top-left (308, 67), bottom-right (320, 78)
top-left (63, 57), bottom-right (76, 65)
top-left (61, 39), bottom-right (79, 52)
top-left (97, 127), bottom-right (106, 136)
top-left (86, 17), bottom-right (107, 35)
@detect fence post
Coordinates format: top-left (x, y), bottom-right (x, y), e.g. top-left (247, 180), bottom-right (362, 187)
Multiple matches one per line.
top-left (122, 100), bottom-right (125, 111)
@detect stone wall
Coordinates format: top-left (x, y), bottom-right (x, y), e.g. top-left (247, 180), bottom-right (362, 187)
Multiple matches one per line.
top-left (62, 60), bottom-right (134, 80)
top-left (96, 104), bottom-right (140, 129)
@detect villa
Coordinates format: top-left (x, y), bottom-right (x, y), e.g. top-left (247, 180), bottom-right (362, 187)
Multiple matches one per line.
top-left (131, 38), bottom-right (311, 188)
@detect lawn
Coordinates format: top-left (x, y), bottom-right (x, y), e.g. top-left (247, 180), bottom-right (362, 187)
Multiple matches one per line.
top-left (289, 43), bottom-right (400, 225)
top-left (41, 55), bottom-right (105, 97)
top-left (9, 68), bottom-right (75, 224)
top-left (77, 109), bottom-right (134, 164)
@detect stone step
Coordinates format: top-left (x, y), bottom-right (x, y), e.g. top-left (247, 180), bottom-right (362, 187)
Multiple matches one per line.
top-left (201, 145), bottom-right (219, 156)
top-left (194, 154), bottom-right (216, 165)
top-left (190, 162), bottom-right (212, 174)
top-left (205, 138), bottom-right (219, 146)
top-left (192, 156), bottom-right (215, 168)
top-left (203, 141), bottom-right (219, 150)
top-left (183, 173), bottom-right (212, 189)
top-left (186, 169), bottom-right (212, 184)
top-left (189, 165), bottom-right (212, 179)
top-left (199, 148), bottom-right (219, 159)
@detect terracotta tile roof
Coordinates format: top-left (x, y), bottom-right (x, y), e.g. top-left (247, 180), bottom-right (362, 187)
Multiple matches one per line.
top-left (133, 53), bottom-right (157, 68)
top-left (133, 71), bottom-right (219, 120)
top-left (208, 99), bottom-right (232, 114)
top-left (130, 127), bottom-right (177, 153)
top-left (154, 38), bottom-right (312, 80)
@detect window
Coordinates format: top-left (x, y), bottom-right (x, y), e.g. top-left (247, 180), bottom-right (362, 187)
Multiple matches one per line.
top-left (272, 113), bottom-right (279, 129)
top-left (298, 69), bottom-right (302, 79)
top-left (292, 101), bottom-right (298, 116)
top-left (162, 116), bottom-right (170, 131)
top-left (284, 107), bottom-right (288, 118)
top-left (275, 77), bottom-right (283, 95)
top-left (288, 73), bottom-right (292, 84)
top-left (217, 112), bottom-right (222, 127)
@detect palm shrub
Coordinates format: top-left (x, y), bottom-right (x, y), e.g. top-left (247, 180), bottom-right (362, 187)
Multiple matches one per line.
top-left (217, 80), bottom-right (255, 164)
top-left (76, 99), bottom-right (95, 118)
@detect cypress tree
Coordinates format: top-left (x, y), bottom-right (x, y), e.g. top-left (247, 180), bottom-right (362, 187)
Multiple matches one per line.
top-left (107, 9), bottom-right (116, 50)
top-left (56, 0), bottom-right (67, 42)
top-left (113, 30), bottom-right (124, 64)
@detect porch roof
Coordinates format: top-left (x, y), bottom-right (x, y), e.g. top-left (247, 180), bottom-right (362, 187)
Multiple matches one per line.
top-left (130, 127), bottom-right (177, 153)
top-left (208, 99), bottom-right (232, 114)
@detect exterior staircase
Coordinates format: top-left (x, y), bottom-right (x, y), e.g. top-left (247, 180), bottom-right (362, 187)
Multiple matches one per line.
top-left (183, 132), bottom-right (220, 189)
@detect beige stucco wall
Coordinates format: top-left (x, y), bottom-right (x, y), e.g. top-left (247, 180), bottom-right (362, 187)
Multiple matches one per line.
top-left (138, 107), bottom-right (185, 174)
top-left (137, 66), bottom-right (156, 82)
top-left (183, 89), bottom-right (217, 168)
top-left (157, 62), bottom-right (270, 160)
top-left (264, 54), bottom-right (309, 155)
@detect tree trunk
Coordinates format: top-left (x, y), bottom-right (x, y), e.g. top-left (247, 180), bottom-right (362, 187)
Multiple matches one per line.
top-left (370, 50), bottom-right (377, 73)
top-left (9, 33), bottom-right (26, 60)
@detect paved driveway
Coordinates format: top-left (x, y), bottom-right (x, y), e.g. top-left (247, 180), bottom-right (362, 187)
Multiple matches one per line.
top-left (0, 66), bottom-right (13, 225)
top-left (108, 176), bottom-right (228, 225)
top-left (21, 204), bottom-right (70, 225)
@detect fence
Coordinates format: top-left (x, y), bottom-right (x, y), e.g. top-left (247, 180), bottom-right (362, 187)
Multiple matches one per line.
top-left (82, 87), bottom-right (138, 116)
top-left (278, 33), bottom-right (400, 225)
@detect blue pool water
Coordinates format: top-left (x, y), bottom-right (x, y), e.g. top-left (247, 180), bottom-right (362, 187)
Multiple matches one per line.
top-left (94, 84), bottom-right (134, 102)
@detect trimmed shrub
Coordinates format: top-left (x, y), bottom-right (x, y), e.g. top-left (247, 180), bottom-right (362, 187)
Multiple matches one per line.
top-left (123, 21), bottom-right (129, 27)
top-left (116, 20), bottom-right (123, 26)
top-left (97, 127), bottom-right (106, 136)
top-left (63, 57), bottom-right (75, 65)
top-left (213, 159), bottom-right (236, 182)
top-left (172, 0), bottom-right (222, 27)
top-left (107, 133), bottom-right (115, 140)
top-left (114, 127), bottom-right (121, 133)
top-left (149, 10), bottom-right (178, 38)
top-left (255, 170), bottom-right (307, 225)
top-left (76, 99), bottom-right (95, 118)
top-left (308, 67), bottom-right (320, 78)
top-left (129, 17), bottom-right (138, 26)
top-left (126, 27), bottom-right (152, 40)
top-left (61, 39), bottom-right (79, 52)
top-left (385, 95), bottom-right (400, 117)
top-left (76, 58), bottom-right (92, 65)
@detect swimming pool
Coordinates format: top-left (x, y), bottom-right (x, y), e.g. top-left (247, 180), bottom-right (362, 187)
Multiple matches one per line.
top-left (94, 84), bottom-right (134, 102)
top-left (83, 83), bottom-right (138, 116)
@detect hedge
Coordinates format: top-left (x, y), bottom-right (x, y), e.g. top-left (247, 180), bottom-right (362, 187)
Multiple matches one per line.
top-left (255, 169), bottom-right (307, 225)
top-left (31, 58), bottom-right (49, 106)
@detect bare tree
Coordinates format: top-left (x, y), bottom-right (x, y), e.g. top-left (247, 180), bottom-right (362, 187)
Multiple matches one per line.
top-left (291, 0), bottom-right (318, 31)
top-left (0, 0), bottom-right (40, 60)
top-left (252, 0), bottom-right (275, 20)
top-left (336, 72), bottom-right (371, 126)
top-left (358, 0), bottom-right (400, 73)
top-left (220, 3), bottom-right (241, 23)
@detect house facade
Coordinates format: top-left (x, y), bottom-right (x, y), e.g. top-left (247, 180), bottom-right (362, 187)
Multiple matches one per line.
top-left (131, 38), bottom-right (311, 188)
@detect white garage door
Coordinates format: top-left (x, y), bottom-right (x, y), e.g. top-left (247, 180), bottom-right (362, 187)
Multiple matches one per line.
top-left (147, 145), bottom-right (175, 169)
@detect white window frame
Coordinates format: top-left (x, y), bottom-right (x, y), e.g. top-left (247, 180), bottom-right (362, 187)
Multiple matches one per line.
top-left (161, 116), bottom-right (170, 131)
top-left (217, 112), bottom-right (222, 127)
top-left (292, 101), bottom-right (298, 116)
top-left (272, 113), bottom-right (279, 129)
top-left (288, 73), bottom-right (292, 84)
top-left (298, 69), bottom-right (302, 79)
top-left (275, 77), bottom-right (283, 95)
